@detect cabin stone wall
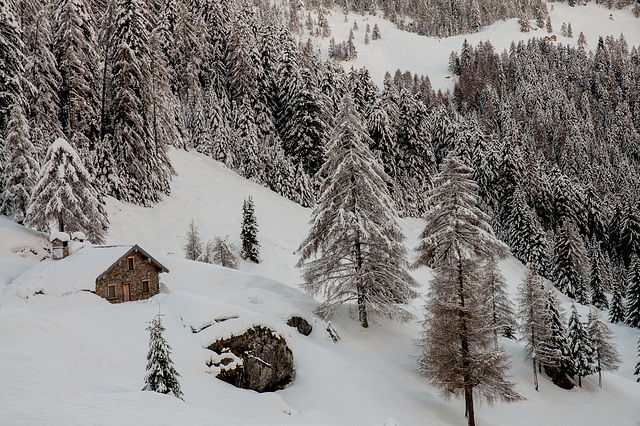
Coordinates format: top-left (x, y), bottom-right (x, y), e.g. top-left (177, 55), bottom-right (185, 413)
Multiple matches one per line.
top-left (95, 251), bottom-right (160, 303)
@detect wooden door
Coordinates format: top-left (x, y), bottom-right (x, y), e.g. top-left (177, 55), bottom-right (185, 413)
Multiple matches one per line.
top-left (123, 284), bottom-right (130, 302)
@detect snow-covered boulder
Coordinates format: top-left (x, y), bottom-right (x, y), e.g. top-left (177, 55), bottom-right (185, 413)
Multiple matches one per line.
top-left (207, 326), bottom-right (294, 393)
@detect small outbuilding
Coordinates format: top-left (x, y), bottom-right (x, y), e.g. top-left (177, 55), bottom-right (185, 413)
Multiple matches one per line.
top-left (11, 244), bottom-right (169, 303)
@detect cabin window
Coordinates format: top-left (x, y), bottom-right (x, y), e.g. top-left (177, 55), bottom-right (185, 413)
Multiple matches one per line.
top-left (107, 285), bottom-right (116, 299)
top-left (142, 280), bottom-right (150, 294)
top-left (128, 257), bottom-right (134, 271)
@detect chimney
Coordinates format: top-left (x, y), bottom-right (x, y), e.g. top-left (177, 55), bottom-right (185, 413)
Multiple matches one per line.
top-left (50, 232), bottom-right (70, 259)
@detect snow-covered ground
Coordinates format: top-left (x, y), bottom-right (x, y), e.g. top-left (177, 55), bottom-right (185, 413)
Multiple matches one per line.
top-left (312, 2), bottom-right (640, 91)
top-left (1, 148), bottom-right (639, 425)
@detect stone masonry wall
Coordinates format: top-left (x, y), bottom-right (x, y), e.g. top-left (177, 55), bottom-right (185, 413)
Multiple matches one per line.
top-left (95, 251), bottom-right (160, 303)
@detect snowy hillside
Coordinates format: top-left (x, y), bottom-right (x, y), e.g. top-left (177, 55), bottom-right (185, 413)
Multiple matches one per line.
top-left (1, 148), bottom-right (639, 425)
top-left (314, 2), bottom-right (640, 90)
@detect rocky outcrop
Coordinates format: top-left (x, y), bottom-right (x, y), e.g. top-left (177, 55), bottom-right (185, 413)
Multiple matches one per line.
top-left (287, 316), bottom-right (312, 336)
top-left (207, 326), bottom-right (294, 392)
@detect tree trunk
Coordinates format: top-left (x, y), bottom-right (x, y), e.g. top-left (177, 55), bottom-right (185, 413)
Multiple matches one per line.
top-left (355, 240), bottom-right (368, 328)
top-left (533, 358), bottom-right (539, 391)
top-left (458, 259), bottom-right (474, 426)
top-left (465, 385), bottom-right (476, 426)
top-left (598, 357), bottom-right (602, 388)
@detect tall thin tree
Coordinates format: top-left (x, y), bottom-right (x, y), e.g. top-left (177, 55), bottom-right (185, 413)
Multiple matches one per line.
top-left (415, 154), bottom-right (521, 425)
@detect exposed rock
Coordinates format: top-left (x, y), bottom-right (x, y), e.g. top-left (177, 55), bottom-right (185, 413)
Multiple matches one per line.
top-left (544, 366), bottom-right (575, 390)
top-left (207, 326), bottom-right (294, 392)
top-left (287, 316), bottom-right (312, 336)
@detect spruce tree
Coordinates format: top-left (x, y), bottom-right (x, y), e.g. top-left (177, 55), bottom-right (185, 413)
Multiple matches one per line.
top-left (297, 94), bottom-right (417, 327)
top-left (635, 336), bottom-right (640, 382)
top-left (415, 154), bottom-right (521, 425)
top-left (212, 236), bottom-right (239, 269)
top-left (626, 255), bottom-right (640, 328)
top-left (109, 0), bottom-right (171, 206)
top-left (0, 104), bottom-right (39, 223)
top-left (554, 221), bottom-right (589, 303)
top-left (589, 247), bottom-right (609, 309)
top-left (143, 314), bottom-right (183, 400)
top-left (609, 281), bottom-right (626, 323)
top-left (484, 259), bottom-right (517, 343)
top-left (241, 196), bottom-right (260, 263)
top-left (53, 0), bottom-right (100, 156)
top-left (587, 308), bottom-right (621, 388)
top-left (541, 289), bottom-right (572, 386)
top-left (25, 138), bottom-right (108, 243)
top-left (567, 305), bottom-right (594, 387)
top-left (0, 0), bottom-right (26, 132)
top-left (183, 219), bottom-right (202, 261)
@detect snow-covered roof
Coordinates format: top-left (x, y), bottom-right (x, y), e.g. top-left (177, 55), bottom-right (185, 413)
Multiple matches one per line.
top-left (9, 245), bottom-right (168, 297)
top-left (71, 231), bottom-right (86, 241)
top-left (50, 232), bottom-right (70, 242)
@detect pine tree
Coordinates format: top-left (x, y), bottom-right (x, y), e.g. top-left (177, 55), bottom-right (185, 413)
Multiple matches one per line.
top-left (567, 305), bottom-right (594, 387)
top-left (626, 255), bottom-right (640, 328)
top-left (517, 266), bottom-right (548, 391)
top-left (484, 259), bottom-right (517, 343)
top-left (577, 32), bottom-right (587, 49)
top-left (609, 280), bottom-right (626, 323)
top-left (546, 16), bottom-right (552, 33)
top-left (183, 219), bottom-right (202, 261)
top-left (297, 94), bottom-right (417, 327)
top-left (0, 104), bottom-right (39, 223)
top-left (25, 138), bottom-right (108, 243)
top-left (143, 314), bottom-right (183, 400)
top-left (587, 308), bottom-right (621, 388)
top-left (241, 196), bottom-right (260, 263)
top-left (415, 154), bottom-right (520, 425)
top-left (211, 236), bottom-right (239, 269)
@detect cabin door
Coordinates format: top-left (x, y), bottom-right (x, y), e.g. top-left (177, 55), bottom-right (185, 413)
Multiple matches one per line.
top-left (123, 284), bottom-right (131, 302)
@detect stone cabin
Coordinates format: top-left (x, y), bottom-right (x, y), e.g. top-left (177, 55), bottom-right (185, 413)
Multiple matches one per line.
top-left (12, 240), bottom-right (169, 303)
top-left (93, 245), bottom-right (169, 303)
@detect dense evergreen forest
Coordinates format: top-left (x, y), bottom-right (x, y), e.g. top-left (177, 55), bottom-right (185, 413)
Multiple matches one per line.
top-left (2, 0), bottom-right (640, 319)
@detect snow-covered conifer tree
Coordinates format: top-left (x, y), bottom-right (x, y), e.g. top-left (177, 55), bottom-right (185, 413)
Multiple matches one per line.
top-left (183, 219), bottom-right (202, 261)
top-left (587, 308), bottom-right (621, 388)
top-left (0, 0), bottom-right (26, 132)
top-left (626, 255), bottom-right (640, 328)
top-left (542, 289), bottom-right (572, 385)
top-left (517, 266), bottom-right (548, 391)
top-left (109, 0), bottom-right (172, 206)
top-left (241, 196), bottom-right (260, 263)
top-left (297, 94), bottom-right (418, 328)
top-left (0, 105), bottom-right (39, 222)
top-left (484, 259), bottom-right (517, 343)
top-left (589, 247), bottom-right (609, 309)
top-left (635, 336), bottom-right (640, 382)
top-left (567, 304), bottom-right (594, 387)
top-left (609, 281), bottom-right (626, 323)
top-left (143, 314), bottom-right (183, 400)
top-left (211, 236), bottom-right (239, 269)
top-left (554, 221), bottom-right (589, 302)
top-left (25, 138), bottom-right (108, 243)
top-left (415, 154), bottom-right (520, 425)
top-left (53, 0), bottom-right (100, 156)
top-left (25, 4), bottom-right (62, 158)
